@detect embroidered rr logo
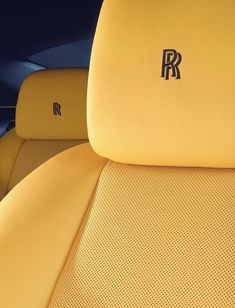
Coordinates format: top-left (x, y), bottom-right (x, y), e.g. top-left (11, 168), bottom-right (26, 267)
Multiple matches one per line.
top-left (161, 49), bottom-right (182, 80)
top-left (53, 102), bottom-right (62, 116)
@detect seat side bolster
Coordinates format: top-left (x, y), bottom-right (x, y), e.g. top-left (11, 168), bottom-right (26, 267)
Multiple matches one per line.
top-left (0, 129), bottom-right (24, 200)
top-left (0, 143), bottom-right (108, 308)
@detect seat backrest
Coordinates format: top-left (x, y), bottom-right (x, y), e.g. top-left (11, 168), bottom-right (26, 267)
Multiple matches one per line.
top-left (0, 1), bottom-right (234, 307)
top-left (0, 68), bottom-right (88, 200)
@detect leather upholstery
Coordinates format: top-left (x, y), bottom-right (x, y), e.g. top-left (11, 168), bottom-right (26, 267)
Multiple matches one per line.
top-left (0, 1), bottom-right (234, 307)
top-left (0, 68), bottom-right (88, 200)
top-left (7, 138), bottom-right (82, 192)
top-left (50, 162), bottom-right (234, 307)
top-left (88, 0), bottom-right (235, 167)
top-left (17, 68), bottom-right (88, 140)
top-left (0, 129), bottom-right (24, 200)
top-left (0, 144), bottom-right (107, 307)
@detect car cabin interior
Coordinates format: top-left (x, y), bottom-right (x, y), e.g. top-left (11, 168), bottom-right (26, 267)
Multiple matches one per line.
top-left (0, 1), bottom-right (234, 307)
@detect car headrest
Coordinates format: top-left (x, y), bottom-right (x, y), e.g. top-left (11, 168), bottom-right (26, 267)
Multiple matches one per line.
top-left (16, 68), bottom-right (88, 140)
top-left (88, 0), bottom-right (235, 168)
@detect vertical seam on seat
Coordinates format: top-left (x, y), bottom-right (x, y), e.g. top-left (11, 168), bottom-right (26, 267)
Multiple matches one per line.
top-left (5, 138), bottom-right (26, 194)
top-left (46, 159), bottom-right (109, 307)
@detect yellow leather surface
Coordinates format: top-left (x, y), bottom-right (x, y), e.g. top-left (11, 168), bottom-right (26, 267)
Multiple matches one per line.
top-left (7, 139), bottom-right (85, 192)
top-left (0, 1), bottom-right (234, 307)
top-left (0, 68), bottom-right (89, 200)
top-left (0, 129), bottom-right (24, 200)
top-left (0, 143), bottom-right (107, 308)
top-left (49, 162), bottom-right (234, 307)
top-left (88, 0), bottom-right (235, 167)
top-left (17, 68), bottom-right (88, 140)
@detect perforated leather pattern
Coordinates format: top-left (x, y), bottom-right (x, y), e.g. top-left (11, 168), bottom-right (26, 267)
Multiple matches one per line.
top-left (49, 162), bottom-right (234, 307)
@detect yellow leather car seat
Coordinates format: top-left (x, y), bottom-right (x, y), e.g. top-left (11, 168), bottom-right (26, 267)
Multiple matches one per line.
top-left (0, 68), bottom-right (88, 200)
top-left (0, 1), bottom-right (234, 307)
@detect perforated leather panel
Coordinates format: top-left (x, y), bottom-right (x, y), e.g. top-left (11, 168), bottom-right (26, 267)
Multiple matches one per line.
top-left (49, 162), bottom-right (234, 307)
